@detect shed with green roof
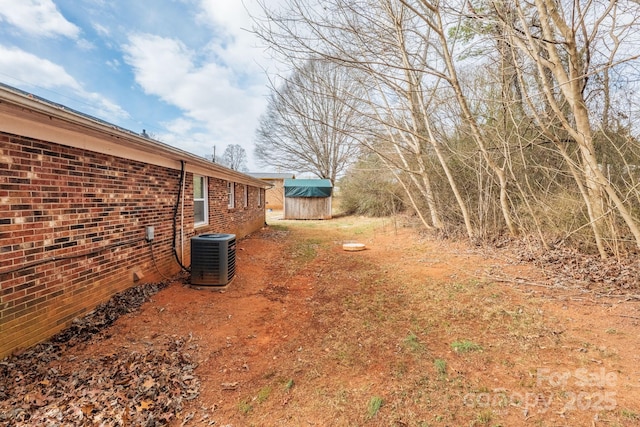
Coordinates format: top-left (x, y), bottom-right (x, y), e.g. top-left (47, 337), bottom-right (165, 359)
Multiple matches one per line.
top-left (283, 179), bottom-right (333, 219)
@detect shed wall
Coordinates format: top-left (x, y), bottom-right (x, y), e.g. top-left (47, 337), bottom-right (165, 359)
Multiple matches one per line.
top-left (284, 197), bottom-right (332, 220)
top-left (0, 133), bottom-right (265, 357)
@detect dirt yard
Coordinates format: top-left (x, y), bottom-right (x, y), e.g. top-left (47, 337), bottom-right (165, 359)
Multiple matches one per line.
top-left (2, 214), bottom-right (640, 426)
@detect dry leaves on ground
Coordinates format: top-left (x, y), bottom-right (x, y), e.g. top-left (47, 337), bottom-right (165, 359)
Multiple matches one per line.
top-left (517, 244), bottom-right (640, 294)
top-left (0, 278), bottom-right (200, 427)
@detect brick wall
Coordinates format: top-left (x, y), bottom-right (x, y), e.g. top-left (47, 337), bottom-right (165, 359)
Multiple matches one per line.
top-left (0, 133), bottom-right (265, 358)
top-left (181, 178), bottom-right (266, 265)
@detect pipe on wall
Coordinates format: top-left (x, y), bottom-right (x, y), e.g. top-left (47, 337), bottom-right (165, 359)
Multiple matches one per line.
top-left (172, 160), bottom-right (190, 271)
top-left (181, 161), bottom-right (186, 264)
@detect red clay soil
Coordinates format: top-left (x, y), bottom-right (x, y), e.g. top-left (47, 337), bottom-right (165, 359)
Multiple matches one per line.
top-left (2, 216), bottom-right (640, 426)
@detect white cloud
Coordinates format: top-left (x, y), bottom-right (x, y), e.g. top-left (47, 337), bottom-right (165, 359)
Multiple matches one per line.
top-left (196, 0), bottom-right (272, 73)
top-left (123, 34), bottom-right (195, 96)
top-left (197, 0), bottom-right (252, 27)
top-left (163, 117), bottom-right (194, 135)
top-left (117, 2), bottom-right (289, 167)
top-left (92, 22), bottom-right (111, 38)
top-left (158, 130), bottom-right (213, 159)
top-left (122, 32), bottom-right (266, 164)
top-left (0, 44), bottom-right (82, 90)
top-left (76, 39), bottom-right (95, 51)
top-left (0, 0), bottom-right (274, 169)
top-left (0, 0), bottom-right (80, 38)
top-left (84, 92), bottom-right (131, 123)
top-left (0, 44), bottom-right (129, 123)
top-left (105, 58), bottom-right (120, 70)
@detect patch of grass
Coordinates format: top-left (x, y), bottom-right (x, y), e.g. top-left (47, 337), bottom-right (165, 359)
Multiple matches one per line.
top-left (451, 340), bottom-right (483, 353)
top-left (367, 396), bottom-right (383, 418)
top-left (447, 282), bottom-right (467, 297)
top-left (481, 305), bottom-right (554, 349)
top-left (243, 215), bottom-right (608, 425)
top-left (336, 216), bottom-right (387, 235)
top-left (268, 223), bottom-right (289, 231)
top-left (290, 238), bottom-right (322, 263)
top-left (621, 408), bottom-right (639, 419)
top-left (238, 400), bottom-right (252, 415)
top-left (403, 331), bottom-right (424, 352)
top-left (474, 409), bottom-right (493, 425)
top-left (335, 389), bottom-right (349, 407)
top-left (434, 358), bottom-right (447, 377)
top-left (257, 386), bottom-right (271, 403)
top-left (238, 385), bottom-right (271, 414)
top-left (597, 345), bottom-right (618, 358)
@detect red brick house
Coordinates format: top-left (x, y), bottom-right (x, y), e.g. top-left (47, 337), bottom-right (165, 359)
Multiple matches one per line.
top-left (0, 85), bottom-right (269, 358)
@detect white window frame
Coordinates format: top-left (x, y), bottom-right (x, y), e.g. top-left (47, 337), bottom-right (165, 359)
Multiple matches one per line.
top-left (193, 175), bottom-right (208, 226)
top-left (257, 188), bottom-right (262, 207)
top-left (243, 185), bottom-right (249, 208)
top-left (227, 181), bottom-right (235, 209)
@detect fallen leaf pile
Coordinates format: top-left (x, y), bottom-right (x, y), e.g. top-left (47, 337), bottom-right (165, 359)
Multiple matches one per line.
top-left (521, 245), bottom-right (640, 294)
top-left (52, 279), bottom-right (172, 346)
top-left (0, 277), bottom-right (201, 426)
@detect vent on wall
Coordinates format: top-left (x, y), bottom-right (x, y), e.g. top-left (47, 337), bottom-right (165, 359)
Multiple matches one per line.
top-left (190, 233), bottom-right (236, 286)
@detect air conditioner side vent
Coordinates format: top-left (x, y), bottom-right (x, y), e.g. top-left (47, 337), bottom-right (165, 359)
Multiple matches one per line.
top-left (190, 233), bottom-right (236, 286)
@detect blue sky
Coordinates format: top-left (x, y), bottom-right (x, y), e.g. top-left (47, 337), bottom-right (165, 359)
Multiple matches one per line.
top-left (0, 0), bottom-right (277, 170)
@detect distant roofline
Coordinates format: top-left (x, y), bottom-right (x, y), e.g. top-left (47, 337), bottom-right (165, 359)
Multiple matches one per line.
top-left (284, 178), bottom-right (333, 187)
top-left (248, 172), bottom-right (296, 179)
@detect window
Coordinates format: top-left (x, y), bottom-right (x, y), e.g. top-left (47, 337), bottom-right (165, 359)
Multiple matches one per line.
top-left (194, 175), bottom-right (208, 226)
top-left (243, 185), bottom-right (248, 208)
top-left (227, 181), bottom-right (235, 208)
top-left (257, 188), bottom-right (262, 207)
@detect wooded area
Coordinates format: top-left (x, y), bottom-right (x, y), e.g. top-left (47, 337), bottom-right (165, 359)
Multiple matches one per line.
top-left (253, 0), bottom-right (640, 258)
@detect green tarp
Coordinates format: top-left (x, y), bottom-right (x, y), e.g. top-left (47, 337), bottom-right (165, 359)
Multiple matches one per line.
top-left (284, 179), bottom-right (333, 198)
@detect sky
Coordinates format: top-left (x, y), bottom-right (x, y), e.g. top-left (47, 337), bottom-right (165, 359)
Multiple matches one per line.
top-left (0, 0), bottom-right (278, 171)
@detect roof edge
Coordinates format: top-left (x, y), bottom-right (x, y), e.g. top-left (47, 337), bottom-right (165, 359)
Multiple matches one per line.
top-left (0, 84), bottom-right (268, 189)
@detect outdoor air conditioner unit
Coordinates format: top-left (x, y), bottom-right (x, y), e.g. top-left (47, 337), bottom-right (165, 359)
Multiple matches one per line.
top-left (190, 233), bottom-right (236, 287)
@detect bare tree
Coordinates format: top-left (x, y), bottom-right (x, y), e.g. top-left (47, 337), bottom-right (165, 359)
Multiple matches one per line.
top-left (221, 144), bottom-right (248, 172)
top-left (254, 59), bottom-right (364, 183)
top-left (475, 0), bottom-right (640, 256)
top-left (339, 149), bottom-right (406, 216)
top-left (252, 0), bottom-right (640, 254)
top-left (254, 0), bottom-right (480, 236)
